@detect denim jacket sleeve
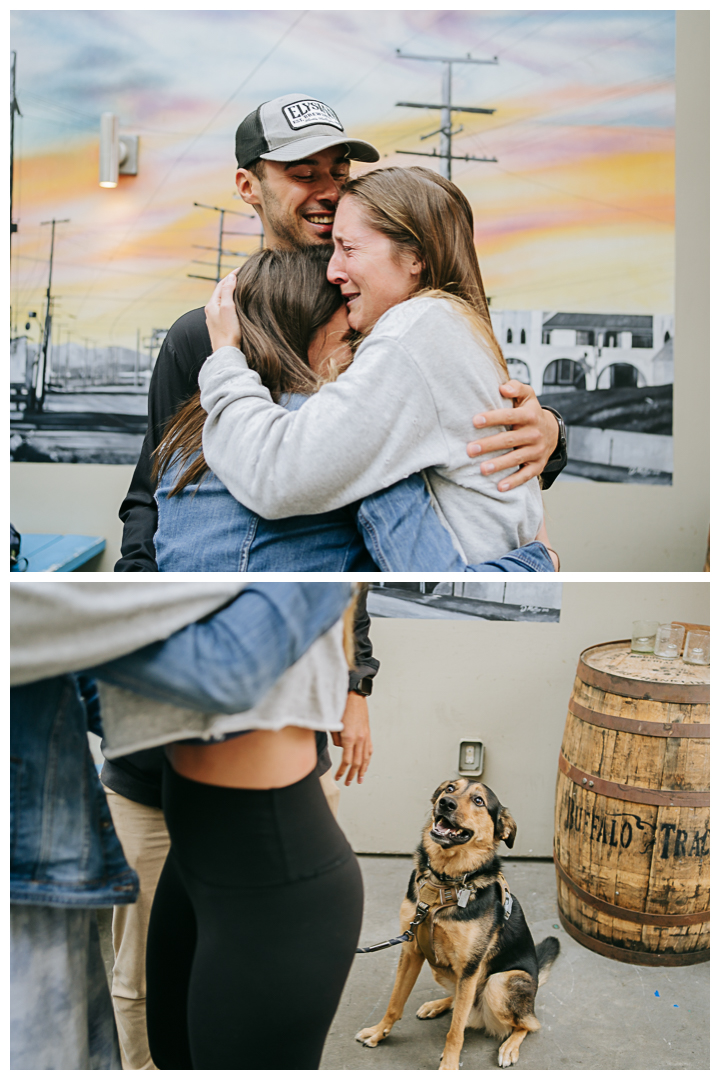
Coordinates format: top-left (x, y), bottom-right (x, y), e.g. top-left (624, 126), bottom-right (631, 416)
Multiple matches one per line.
top-left (86, 583), bottom-right (352, 713)
top-left (356, 474), bottom-right (555, 573)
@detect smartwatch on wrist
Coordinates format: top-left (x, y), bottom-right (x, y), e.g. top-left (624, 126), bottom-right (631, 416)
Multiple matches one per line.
top-left (349, 676), bottom-right (374, 697)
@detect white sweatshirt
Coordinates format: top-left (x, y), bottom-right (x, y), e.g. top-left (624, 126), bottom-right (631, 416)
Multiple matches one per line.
top-left (200, 295), bottom-right (543, 564)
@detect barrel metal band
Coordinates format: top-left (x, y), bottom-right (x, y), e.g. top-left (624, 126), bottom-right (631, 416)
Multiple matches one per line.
top-left (577, 640), bottom-right (709, 704)
top-left (568, 699), bottom-right (709, 739)
top-left (554, 856), bottom-right (710, 926)
top-left (558, 751), bottom-right (710, 807)
top-left (556, 911), bottom-right (709, 967)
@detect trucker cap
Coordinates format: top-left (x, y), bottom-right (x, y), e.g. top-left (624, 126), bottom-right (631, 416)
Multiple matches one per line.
top-left (235, 93), bottom-right (380, 169)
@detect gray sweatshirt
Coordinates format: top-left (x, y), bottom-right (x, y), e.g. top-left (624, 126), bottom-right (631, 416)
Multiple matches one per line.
top-left (200, 295), bottom-right (543, 564)
top-left (98, 620), bottom-right (347, 759)
top-left (10, 582), bottom-right (243, 686)
top-left (11, 582), bottom-right (348, 757)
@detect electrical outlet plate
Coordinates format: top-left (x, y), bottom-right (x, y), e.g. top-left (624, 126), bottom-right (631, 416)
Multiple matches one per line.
top-left (458, 739), bottom-right (484, 778)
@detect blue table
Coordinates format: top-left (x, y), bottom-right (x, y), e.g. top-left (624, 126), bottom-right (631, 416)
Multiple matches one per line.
top-left (12, 533), bottom-right (106, 572)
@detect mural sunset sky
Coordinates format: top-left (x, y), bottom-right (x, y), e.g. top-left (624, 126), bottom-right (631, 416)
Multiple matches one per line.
top-left (11, 9), bottom-right (675, 350)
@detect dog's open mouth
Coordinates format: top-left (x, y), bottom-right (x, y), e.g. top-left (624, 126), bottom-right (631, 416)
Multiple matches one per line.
top-left (431, 816), bottom-right (473, 846)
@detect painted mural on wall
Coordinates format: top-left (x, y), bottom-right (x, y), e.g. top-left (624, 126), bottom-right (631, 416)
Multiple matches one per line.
top-left (491, 309), bottom-right (674, 484)
top-left (10, 10), bottom-right (675, 475)
top-left (367, 583), bottom-right (562, 622)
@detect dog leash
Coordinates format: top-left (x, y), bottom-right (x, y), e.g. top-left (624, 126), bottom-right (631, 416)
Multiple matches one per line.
top-left (355, 901), bottom-right (431, 953)
top-left (355, 873), bottom-right (513, 955)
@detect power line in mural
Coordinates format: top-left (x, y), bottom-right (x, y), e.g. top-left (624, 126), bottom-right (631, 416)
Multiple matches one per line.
top-left (394, 50), bottom-right (499, 181)
top-left (188, 203), bottom-right (264, 284)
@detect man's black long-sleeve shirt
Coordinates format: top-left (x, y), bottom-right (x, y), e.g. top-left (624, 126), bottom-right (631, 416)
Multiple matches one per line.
top-left (117, 307), bottom-right (210, 572)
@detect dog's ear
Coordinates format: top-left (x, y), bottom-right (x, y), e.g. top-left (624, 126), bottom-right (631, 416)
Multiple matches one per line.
top-left (496, 807), bottom-right (517, 849)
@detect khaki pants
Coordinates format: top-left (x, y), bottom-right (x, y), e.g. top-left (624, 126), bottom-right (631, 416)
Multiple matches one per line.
top-left (104, 789), bottom-right (170, 1070)
top-left (319, 768), bottom-right (341, 817)
top-left (104, 768), bottom-right (339, 1069)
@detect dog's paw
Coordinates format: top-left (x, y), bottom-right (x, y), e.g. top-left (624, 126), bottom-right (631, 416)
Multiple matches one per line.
top-left (417, 996), bottom-right (453, 1019)
top-left (438, 1057), bottom-right (459, 1070)
top-left (356, 1024), bottom-right (391, 1047)
top-left (498, 1039), bottom-right (520, 1068)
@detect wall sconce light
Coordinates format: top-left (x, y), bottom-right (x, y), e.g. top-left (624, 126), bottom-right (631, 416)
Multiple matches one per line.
top-left (99, 112), bottom-right (139, 188)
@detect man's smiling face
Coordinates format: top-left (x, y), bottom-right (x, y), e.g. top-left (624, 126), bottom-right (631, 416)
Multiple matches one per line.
top-left (237, 147), bottom-right (351, 249)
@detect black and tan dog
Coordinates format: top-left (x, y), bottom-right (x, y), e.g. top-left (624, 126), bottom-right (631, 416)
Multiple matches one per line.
top-left (356, 779), bottom-right (559, 1069)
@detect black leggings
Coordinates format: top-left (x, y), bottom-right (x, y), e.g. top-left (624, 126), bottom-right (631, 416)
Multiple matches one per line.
top-left (146, 762), bottom-right (364, 1070)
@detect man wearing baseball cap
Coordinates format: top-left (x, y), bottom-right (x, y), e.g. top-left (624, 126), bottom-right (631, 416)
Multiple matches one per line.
top-left (233, 94), bottom-right (379, 248)
top-left (116, 93), bottom-right (566, 570)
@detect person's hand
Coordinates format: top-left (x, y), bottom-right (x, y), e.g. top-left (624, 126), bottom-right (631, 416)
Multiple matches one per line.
top-left (466, 381), bottom-right (560, 492)
top-left (332, 691), bottom-right (373, 786)
top-left (204, 270), bottom-right (241, 352)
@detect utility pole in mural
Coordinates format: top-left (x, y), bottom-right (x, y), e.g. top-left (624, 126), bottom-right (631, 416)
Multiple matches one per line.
top-left (29, 217), bottom-right (69, 414)
top-left (10, 52), bottom-right (21, 237)
top-left (189, 203), bottom-right (264, 283)
top-left (394, 50), bottom-right (498, 180)
top-left (10, 52), bottom-right (22, 340)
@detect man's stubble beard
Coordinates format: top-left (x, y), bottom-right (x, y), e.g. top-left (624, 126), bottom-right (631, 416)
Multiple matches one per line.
top-left (259, 179), bottom-right (333, 252)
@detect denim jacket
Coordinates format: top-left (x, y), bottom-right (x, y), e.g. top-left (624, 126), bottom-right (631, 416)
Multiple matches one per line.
top-left (156, 395), bottom-right (554, 574)
top-left (11, 674), bottom-right (139, 908)
top-left (10, 583), bottom-right (352, 907)
top-left (356, 473), bottom-right (554, 572)
top-left (155, 393), bottom-right (374, 571)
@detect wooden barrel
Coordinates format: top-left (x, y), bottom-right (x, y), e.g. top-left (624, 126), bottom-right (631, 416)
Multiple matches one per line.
top-left (554, 638), bottom-right (709, 966)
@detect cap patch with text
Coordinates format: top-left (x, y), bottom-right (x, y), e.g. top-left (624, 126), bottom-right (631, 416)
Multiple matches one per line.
top-left (282, 99), bottom-right (344, 132)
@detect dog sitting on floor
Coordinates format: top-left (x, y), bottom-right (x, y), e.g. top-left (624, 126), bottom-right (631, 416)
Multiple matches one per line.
top-left (356, 779), bottom-right (559, 1069)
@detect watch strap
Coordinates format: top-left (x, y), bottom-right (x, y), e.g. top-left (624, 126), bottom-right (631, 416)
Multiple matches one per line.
top-left (539, 406), bottom-right (567, 487)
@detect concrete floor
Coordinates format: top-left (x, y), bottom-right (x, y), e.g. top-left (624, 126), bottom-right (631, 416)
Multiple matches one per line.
top-left (320, 856), bottom-right (709, 1071)
top-left (97, 856), bottom-right (709, 1071)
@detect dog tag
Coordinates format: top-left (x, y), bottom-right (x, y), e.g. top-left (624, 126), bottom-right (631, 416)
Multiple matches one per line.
top-left (457, 888), bottom-right (471, 908)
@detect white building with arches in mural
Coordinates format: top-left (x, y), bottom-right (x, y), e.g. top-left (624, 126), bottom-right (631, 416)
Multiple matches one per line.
top-left (489, 310), bottom-right (674, 393)
top-left (489, 310), bottom-right (674, 484)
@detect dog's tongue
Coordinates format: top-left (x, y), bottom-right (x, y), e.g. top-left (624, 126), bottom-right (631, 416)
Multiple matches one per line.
top-left (436, 817), bottom-right (460, 836)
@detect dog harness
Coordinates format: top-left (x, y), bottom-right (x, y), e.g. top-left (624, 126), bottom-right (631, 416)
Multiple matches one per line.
top-left (356, 870), bottom-right (513, 958)
top-left (413, 871), bottom-right (513, 966)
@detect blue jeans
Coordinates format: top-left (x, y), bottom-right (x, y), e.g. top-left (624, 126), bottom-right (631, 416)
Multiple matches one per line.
top-left (11, 905), bottom-right (121, 1069)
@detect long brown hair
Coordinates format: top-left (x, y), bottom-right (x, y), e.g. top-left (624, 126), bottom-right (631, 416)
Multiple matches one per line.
top-left (154, 246), bottom-right (344, 496)
top-left (341, 166), bottom-right (507, 376)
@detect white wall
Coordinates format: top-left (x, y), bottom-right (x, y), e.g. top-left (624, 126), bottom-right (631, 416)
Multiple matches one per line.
top-left (332, 583), bottom-right (710, 857)
top-left (11, 463), bottom-right (134, 571)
